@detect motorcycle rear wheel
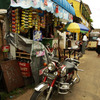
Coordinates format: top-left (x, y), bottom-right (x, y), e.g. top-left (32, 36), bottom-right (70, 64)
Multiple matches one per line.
top-left (30, 89), bottom-right (51, 100)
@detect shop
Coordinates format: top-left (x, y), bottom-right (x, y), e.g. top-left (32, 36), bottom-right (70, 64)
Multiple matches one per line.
top-left (6, 0), bottom-right (75, 85)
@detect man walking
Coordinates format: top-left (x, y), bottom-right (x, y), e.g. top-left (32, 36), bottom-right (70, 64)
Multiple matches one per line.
top-left (82, 34), bottom-right (88, 54)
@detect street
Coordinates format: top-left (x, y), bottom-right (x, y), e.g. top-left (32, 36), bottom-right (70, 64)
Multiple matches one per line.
top-left (13, 50), bottom-right (100, 100)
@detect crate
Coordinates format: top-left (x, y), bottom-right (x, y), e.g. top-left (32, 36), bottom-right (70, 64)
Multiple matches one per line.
top-left (16, 50), bottom-right (32, 77)
top-left (18, 61), bottom-right (32, 77)
top-left (18, 61), bottom-right (31, 72)
top-left (21, 71), bottom-right (32, 77)
top-left (16, 52), bottom-right (30, 60)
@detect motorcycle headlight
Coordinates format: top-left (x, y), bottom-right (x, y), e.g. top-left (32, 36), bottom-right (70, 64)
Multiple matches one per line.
top-left (48, 62), bottom-right (56, 71)
top-left (60, 67), bottom-right (67, 77)
top-left (53, 71), bottom-right (58, 76)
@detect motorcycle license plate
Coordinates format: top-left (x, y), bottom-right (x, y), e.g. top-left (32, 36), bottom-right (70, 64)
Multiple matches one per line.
top-left (43, 72), bottom-right (56, 79)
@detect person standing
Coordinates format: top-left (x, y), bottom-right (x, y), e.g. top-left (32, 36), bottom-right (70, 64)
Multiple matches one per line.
top-left (55, 25), bottom-right (66, 50)
top-left (96, 34), bottom-right (100, 56)
top-left (82, 34), bottom-right (88, 54)
top-left (55, 25), bottom-right (66, 60)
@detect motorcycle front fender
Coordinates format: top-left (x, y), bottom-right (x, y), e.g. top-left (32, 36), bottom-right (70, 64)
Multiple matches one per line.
top-left (34, 83), bottom-right (49, 92)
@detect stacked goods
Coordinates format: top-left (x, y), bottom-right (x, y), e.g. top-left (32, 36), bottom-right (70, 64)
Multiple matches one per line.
top-left (21, 8), bottom-right (33, 29)
top-left (40, 16), bottom-right (46, 28)
top-left (11, 9), bottom-right (20, 33)
top-left (16, 49), bottom-right (32, 77)
top-left (28, 8), bottom-right (33, 28)
top-left (21, 9), bottom-right (29, 29)
top-left (10, 8), bottom-right (46, 34)
top-left (33, 14), bottom-right (39, 30)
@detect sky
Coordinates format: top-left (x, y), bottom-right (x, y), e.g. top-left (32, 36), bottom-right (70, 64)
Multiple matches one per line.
top-left (82, 0), bottom-right (100, 29)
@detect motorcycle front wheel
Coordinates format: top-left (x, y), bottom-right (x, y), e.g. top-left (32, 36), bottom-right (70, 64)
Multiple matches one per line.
top-left (30, 89), bottom-right (51, 100)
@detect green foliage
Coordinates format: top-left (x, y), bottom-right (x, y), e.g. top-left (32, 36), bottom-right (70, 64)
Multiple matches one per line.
top-left (0, 92), bottom-right (8, 100)
top-left (0, 84), bottom-right (34, 100)
top-left (90, 18), bottom-right (93, 23)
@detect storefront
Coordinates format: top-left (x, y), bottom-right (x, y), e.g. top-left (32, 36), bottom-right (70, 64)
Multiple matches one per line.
top-left (7, 0), bottom-right (75, 83)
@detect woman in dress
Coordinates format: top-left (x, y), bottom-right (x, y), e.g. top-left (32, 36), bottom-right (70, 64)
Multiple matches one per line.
top-left (96, 34), bottom-right (100, 56)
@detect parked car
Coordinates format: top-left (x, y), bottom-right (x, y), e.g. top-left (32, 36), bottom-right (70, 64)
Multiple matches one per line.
top-left (87, 32), bottom-right (100, 49)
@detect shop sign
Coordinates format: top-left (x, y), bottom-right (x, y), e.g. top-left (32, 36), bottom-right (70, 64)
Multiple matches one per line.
top-left (33, 31), bottom-right (42, 41)
top-left (36, 50), bottom-right (45, 57)
top-left (2, 45), bottom-right (10, 52)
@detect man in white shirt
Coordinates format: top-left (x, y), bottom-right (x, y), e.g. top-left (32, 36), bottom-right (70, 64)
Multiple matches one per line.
top-left (82, 34), bottom-right (88, 54)
top-left (83, 34), bottom-right (88, 42)
top-left (56, 30), bottom-right (66, 49)
top-left (96, 35), bottom-right (100, 56)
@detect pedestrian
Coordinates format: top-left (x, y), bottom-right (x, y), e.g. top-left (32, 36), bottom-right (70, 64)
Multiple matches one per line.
top-left (55, 25), bottom-right (66, 60)
top-left (82, 34), bottom-right (88, 54)
top-left (96, 34), bottom-right (100, 56)
top-left (55, 25), bottom-right (66, 49)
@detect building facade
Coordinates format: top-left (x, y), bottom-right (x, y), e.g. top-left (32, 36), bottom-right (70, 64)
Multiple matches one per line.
top-left (67, 0), bottom-right (92, 40)
top-left (67, 0), bottom-right (91, 28)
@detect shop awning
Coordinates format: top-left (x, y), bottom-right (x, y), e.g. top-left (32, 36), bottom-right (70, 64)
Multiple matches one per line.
top-left (52, 0), bottom-right (75, 15)
top-left (10, 0), bottom-right (74, 22)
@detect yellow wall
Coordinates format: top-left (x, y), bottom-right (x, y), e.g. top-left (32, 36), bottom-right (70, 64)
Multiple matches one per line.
top-left (68, 0), bottom-right (90, 28)
top-left (67, 0), bottom-right (90, 39)
top-left (67, 0), bottom-right (81, 17)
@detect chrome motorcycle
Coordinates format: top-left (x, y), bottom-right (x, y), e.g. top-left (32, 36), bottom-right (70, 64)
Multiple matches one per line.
top-left (30, 54), bottom-right (83, 100)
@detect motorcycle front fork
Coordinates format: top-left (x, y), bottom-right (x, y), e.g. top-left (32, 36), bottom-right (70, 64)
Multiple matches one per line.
top-left (43, 71), bottom-right (81, 100)
top-left (44, 77), bottom-right (57, 100)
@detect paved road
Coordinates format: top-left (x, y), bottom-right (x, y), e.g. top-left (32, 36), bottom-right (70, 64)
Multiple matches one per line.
top-left (13, 50), bottom-right (100, 100)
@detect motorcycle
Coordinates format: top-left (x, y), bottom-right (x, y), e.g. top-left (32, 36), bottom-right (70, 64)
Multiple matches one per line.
top-left (30, 45), bottom-right (83, 100)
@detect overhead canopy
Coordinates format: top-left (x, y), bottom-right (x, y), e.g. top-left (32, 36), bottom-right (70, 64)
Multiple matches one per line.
top-left (10, 0), bottom-right (75, 22)
top-left (52, 0), bottom-right (75, 15)
top-left (67, 22), bottom-right (89, 33)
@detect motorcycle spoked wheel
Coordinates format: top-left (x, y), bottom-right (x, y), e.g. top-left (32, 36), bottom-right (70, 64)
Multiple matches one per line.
top-left (30, 89), bottom-right (52, 100)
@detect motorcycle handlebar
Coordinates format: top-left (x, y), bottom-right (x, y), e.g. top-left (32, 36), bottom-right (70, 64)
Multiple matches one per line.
top-left (65, 58), bottom-right (80, 64)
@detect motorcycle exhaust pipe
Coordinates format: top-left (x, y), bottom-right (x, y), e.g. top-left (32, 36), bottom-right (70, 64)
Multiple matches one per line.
top-left (69, 77), bottom-right (77, 86)
top-left (73, 78), bottom-right (77, 83)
